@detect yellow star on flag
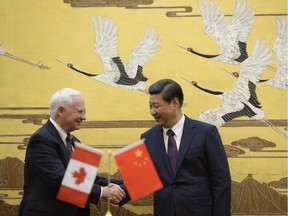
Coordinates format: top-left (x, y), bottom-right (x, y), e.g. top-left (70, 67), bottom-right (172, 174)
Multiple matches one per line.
top-left (135, 149), bottom-right (143, 157)
top-left (112, 139), bottom-right (163, 201)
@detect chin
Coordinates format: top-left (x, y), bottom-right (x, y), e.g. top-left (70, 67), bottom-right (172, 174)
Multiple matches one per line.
top-left (74, 125), bottom-right (81, 130)
top-left (155, 119), bottom-right (164, 126)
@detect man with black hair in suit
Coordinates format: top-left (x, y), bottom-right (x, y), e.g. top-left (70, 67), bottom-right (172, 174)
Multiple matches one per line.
top-left (141, 79), bottom-right (231, 216)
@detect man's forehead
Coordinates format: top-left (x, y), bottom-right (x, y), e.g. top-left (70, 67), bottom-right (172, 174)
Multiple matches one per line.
top-left (149, 94), bottom-right (164, 103)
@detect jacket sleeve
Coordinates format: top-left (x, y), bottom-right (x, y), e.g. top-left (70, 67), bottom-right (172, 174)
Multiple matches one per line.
top-left (26, 134), bottom-right (67, 190)
top-left (205, 125), bottom-right (231, 216)
top-left (119, 184), bottom-right (131, 206)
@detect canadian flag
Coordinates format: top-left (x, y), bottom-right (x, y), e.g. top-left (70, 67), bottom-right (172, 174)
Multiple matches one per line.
top-left (57, 142), bottom-right (103, 208)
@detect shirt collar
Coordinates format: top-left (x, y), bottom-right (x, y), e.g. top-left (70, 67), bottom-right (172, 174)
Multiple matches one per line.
top-left (50, 117), bottom-right (67, 143)
top-left (163, 114), bottom-right (185, 137)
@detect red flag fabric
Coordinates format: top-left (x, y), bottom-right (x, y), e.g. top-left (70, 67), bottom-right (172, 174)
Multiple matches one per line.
top-left (57, 142), bottom-right (103, 208)
top-left (112, 139), bottom-right (163, 201)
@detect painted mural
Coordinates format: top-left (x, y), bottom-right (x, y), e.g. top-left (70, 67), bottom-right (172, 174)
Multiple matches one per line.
top-left (0, 0), bottom-right (287, 215)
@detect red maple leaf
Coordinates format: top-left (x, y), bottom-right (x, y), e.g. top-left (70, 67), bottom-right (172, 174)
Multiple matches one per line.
top-left (72, 167), bottom-right (87, 185)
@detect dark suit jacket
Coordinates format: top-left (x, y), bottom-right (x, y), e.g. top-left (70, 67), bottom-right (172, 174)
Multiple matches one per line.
top-left (18, 120), bottom-right (127, 216)
top-left (141, 116), bottom-right (231, 216)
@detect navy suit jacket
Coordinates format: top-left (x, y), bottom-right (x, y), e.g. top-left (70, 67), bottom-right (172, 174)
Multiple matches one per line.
top-left (141, 116), bottom-right (231, 216)
top-left (18, 120), bottom-right (127, 216)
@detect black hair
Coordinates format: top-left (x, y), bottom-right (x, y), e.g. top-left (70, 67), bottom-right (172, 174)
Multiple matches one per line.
top-left (148, 79), bottom-right (184, 107)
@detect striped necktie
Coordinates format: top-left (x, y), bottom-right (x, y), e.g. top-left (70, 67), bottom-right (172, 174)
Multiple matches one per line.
top-left (66, 133), bottom-right (74, 155)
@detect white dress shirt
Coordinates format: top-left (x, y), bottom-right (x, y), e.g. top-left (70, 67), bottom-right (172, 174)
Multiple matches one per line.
top-left (50, 117), bottom-right (68, 147)
top-left (162, 114), bottom-right (185, 153)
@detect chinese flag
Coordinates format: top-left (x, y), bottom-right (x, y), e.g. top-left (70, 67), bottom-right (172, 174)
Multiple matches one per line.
top-left (112, 139), bottom-right (163, 201)
top-left (57, 142), bottom-right (103, 208)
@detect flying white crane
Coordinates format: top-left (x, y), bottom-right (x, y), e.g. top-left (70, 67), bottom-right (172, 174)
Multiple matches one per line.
top-left (177, 0), bottom-right (256, 64)
top-left (0, 45), bottom-right (50, 69)
top-left (223, 18), bottom-right (287, 90)
top-left (58, 16), bottom-right (160, 92)
top-left (182, 39), bottom-right (287, 140)
top-left (259, 18), bottom-right (288, 90)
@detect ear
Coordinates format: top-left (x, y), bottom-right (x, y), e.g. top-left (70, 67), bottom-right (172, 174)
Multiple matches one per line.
top-left (171, 97), bottom-right (179, 109)
top-left (58, 106), bottom-right (65, 118)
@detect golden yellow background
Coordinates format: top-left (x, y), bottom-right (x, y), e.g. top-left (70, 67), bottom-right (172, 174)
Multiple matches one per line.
top-left (0, 0), bottom-right (287, 214)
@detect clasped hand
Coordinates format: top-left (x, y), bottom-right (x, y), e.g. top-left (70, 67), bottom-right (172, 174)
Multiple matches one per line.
top-left (102, 183), bottom-right (125, 205)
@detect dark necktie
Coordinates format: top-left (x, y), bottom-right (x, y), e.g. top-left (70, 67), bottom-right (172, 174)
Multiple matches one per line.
top-left (167, 129), bottom-right (177, 174)
top-left (66, 133), bottom-right (74, 155)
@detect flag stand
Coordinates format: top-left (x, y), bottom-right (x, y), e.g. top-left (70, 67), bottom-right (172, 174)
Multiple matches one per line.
top-left (105, 151), bottom-right (112, 216)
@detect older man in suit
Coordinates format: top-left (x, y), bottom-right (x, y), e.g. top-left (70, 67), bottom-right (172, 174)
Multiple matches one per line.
top-left (18, 88), bottom-right (129, 216)
top-left (141, 79), bottom-right (231, 216)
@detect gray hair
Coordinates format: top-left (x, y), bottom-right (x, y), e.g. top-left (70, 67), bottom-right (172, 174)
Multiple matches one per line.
top-left (49, 88), bottom-right (82, 118)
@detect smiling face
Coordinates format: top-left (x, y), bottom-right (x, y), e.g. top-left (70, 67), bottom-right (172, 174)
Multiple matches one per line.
top-left (149, 94), bottom-right (181, 128)
top-left (58, 95), bottom-right (86, 133)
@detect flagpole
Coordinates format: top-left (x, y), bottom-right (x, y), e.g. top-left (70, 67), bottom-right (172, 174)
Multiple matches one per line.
top-left (105, 150), bottom-right (112, 216)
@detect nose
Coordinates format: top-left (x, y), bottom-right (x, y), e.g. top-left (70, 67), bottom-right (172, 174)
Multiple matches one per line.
top-left (150, 108), bottom-right (157, 115)
top-left (80, 112), bottom-right (86, 121)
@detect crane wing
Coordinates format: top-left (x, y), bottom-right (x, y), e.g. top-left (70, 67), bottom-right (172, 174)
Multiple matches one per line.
top-left (198, 0), bottom-right (255, 63)
top-left (229, 0), bottom-right (256, 43)
top-left (239, 39), bottom-right (272, 83)
top-left (219, 39), bottom-right (271, 106)
top-left (199, 100), bottom-right (258, 128)
top-left (197, 0), bottom-right (227, 49)
top-left (198, 109), bottom-right (226, 128)
top-left (273, 18), bottom-right (287, 59)
top-left (198, 100), bottom-right (246, 127)
top-left (124, 27), bottom-right (160, 79)
top-left (91, 16), bottom-right (119, 74)
top-left (270, 18), bottom-right (288, 89)
top-left (199, 39), bottom-right (272, 128)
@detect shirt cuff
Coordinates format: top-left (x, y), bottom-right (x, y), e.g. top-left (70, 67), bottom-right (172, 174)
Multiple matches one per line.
top-left (100, 186), bottom-right (103, 198)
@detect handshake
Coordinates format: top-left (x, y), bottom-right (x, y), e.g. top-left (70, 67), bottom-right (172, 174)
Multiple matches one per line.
top-left (102, 183), bottom-right (126, 205)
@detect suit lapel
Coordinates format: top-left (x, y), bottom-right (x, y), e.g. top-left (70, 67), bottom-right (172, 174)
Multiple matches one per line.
top-left (45, 120), bottom-right (71, 160)
top-left (152, 126), bottom-right (173, 177)
top-left (175, 117), bottom-right (197, 174)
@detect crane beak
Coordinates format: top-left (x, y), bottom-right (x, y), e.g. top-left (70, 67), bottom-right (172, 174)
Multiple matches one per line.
top-left (56, 59), bottom-right (69, 66)
top-left (222, 68), bottom-right (233, 76)
top-left (180, 76), bottom-right (191, 83)
top-left (176, 44), bottom-right (187, 50)
top-left (0, 45), bottom-right (6, 55)
top-left (222, 68), bottom-right (239, 78)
